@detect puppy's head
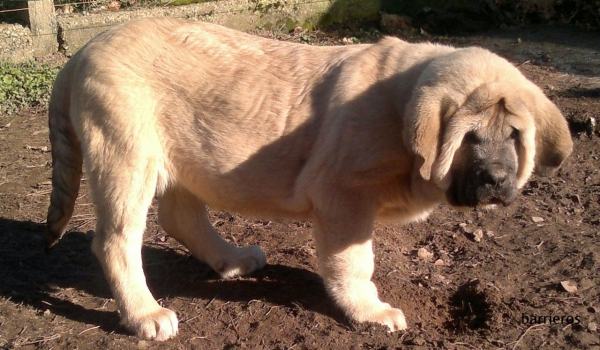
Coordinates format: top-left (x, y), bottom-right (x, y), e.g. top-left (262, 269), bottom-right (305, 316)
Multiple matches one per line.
top-left (443, 90), bottom-right (522, 208)
top-left (403, 48), bottom-right (573, 209)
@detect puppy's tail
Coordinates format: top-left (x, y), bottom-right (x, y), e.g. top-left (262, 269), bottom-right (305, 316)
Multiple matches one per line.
top-left (46, 66), bottom-right (83, 249)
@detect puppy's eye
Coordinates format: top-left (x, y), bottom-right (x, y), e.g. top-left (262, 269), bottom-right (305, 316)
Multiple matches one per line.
top-left (510, 128), bottom-right (519, 140)
top-left (464, 131), bottom-right (480, 144)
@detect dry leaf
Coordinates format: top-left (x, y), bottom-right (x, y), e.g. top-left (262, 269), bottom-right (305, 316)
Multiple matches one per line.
top-left (108, 1), bottom-right (121, 10)
top-left (560, 280), bottom-right (578, 293)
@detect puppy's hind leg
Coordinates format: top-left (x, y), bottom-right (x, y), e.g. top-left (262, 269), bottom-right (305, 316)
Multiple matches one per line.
top-left (158, 186), bottom-right (266, 278)
top-left (311, 190), bottom-right (408, 331)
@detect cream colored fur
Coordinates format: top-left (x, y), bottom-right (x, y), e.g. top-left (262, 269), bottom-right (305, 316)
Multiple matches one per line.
top-left (46, 18), bottom-right (572, 340)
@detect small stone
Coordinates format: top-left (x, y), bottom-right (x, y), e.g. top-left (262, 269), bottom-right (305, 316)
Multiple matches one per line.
top-left (517, 37), bottom-right (522, 43)
top-left (532, 216), bottom-right (545, 223)
top-left (485, 230), bottom-right (495, 237)
top-left (588, 322), bottom-right (597, 332)
top-left (43, 309), bottom-right (51, 317)
top-left (473, 229), bottom-right (484, 242)
top-left (434, 259), bottom-right (445, 266)
top-left (459, 223), bottom-right (473, 234)
top-left (560, 280), bottom-right (578, 293)
top-left (586, 117), bottom-right (596, 135)
top-left (410, 337), bottom-right (426, 346)
top-left (417, 248), bottom-right (433, 260)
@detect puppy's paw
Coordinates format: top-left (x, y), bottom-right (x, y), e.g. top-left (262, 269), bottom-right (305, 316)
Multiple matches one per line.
top-left (123, 306), bottom-right (179, 341)
top-left (218, 245), bottom-right (267, 278)
top-left (369, 304), bottom-right (408, 332)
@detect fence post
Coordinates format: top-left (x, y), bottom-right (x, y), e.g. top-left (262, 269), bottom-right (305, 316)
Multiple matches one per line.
top-left (27, 0), bottom-right (58, 56)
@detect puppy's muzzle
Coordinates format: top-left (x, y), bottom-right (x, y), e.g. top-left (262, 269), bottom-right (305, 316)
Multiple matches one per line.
top-left (447, 162), bottom-right (518, 208)
top-left (472, 163), bottom-right (516, 206)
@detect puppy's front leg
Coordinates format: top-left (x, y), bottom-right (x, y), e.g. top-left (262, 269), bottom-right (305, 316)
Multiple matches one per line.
top-left (312, 195), bottom-right (407, 331)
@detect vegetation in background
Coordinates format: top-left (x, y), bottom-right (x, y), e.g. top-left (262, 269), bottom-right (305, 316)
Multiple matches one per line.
top-left (0, 62), bottom-right (61, 115)
top-left (0, 0), bottom-right (28, 24)
top-left (380, 0), bottom-right (600, 33)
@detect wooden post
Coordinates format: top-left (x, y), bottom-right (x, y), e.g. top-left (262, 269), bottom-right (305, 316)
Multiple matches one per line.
top-left (27, 0), bottom-right (58, 56)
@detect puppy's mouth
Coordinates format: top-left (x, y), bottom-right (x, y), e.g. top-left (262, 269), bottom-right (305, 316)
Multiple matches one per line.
top-left (446, 184), bottom-right (516, 208)
top-left (481, 196), bottom-right (511, 208)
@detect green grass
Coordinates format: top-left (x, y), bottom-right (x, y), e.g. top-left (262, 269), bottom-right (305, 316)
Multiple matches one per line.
top-left (0, 62), bottom-right (61, 115)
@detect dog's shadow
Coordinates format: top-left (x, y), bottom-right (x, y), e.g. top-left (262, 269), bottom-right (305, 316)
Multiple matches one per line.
top-left (0, 217), bottom-right (345, 336)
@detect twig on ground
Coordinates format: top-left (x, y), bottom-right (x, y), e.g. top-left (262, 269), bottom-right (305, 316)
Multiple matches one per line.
top-left (508, 324), bottom-right (546, 349)
top-left (78, 326), bottom-right (100, 335)
top-left (18, 333), bottom-right (60, 346)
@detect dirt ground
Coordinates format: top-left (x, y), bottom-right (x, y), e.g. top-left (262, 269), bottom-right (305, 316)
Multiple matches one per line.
top-left (0, 24), bottom-right (599, 349)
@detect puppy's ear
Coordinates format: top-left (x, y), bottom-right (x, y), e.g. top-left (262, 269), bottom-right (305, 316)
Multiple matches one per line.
top-left (524, 87), bottom-right (573, 176)
top-left (403, 86), bottom-right (458, 181)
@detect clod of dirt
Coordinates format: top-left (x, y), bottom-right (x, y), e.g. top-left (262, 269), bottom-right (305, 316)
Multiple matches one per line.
top-left (586, 117), bottom-right (597, 134)
top-left (588, 322), bottom-right (597, 332)
top-left (417, 247), bottom-right (434, 260)
top-left (485, 230), bottom-right (494, 237)
top-left (472, 229), bottom-right (484, 242)
top-left (403, 335), bottom-right (426, 346)
top-left (434, 259), bottom-right (445, 266)
top-left (531, 216), bottom-right (545, 223)
top-left (569, 114), bottom-right (600, 135)
top-left (560, 280), bottom-right (578, 293)
top-left (580, 278), bottom-right (594, 290)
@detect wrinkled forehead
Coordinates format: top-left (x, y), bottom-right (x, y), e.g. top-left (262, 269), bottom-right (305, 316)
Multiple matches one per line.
top-left (463, 101), bottom-right (535, 140)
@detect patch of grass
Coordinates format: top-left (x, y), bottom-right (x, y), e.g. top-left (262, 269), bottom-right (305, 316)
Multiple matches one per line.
top-left (0, 62), bottom-right (61, 115)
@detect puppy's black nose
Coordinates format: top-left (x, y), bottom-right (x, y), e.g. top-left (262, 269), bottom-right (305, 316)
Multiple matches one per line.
top-left (476, 164), bottom-right (507, 187)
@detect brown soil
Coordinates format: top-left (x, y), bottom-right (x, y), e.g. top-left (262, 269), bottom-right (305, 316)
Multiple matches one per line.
top-left (0, 25), bottom-right (599, 350)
